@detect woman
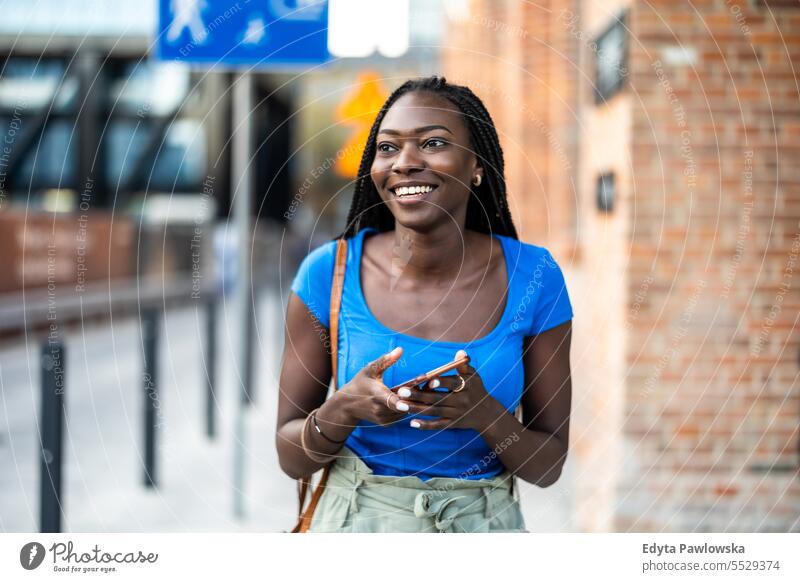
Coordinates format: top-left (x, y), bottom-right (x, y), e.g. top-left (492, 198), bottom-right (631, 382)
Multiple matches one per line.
top-left (277, 76), bottom-right (573, 533)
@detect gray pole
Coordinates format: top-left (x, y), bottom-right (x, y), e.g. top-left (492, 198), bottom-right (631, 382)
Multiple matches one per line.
top-left (205, 297), bottom-right (217, 439)
top-left (232, 71), bottom-right (253, 519)
top-left (142, 307), bottom-right (160, 488)
top-left (40, 338), bottom-right (65, 533)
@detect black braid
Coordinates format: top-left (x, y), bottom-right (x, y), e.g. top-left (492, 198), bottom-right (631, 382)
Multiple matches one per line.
top-left (333, 75), bottom-right (518, 241)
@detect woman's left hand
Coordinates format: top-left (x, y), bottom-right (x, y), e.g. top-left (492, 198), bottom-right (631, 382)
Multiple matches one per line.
top-left (396, 350), bottom-right (503, 431)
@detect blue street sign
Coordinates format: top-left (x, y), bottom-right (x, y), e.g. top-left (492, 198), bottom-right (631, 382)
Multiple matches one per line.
top-left (157, 0), bottom-right (330, 67)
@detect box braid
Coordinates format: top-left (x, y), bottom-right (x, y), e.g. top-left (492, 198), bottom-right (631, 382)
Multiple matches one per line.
top-left (334, 75), bottom-right (518, 241)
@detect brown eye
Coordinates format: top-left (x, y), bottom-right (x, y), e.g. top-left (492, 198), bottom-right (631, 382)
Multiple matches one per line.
top-left (377, 142), bottom-right (397, 153)
top-left (424, 138), bottom-right (447, 148)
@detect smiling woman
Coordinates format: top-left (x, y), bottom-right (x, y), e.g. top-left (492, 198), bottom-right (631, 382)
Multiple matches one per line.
top-left (277, 75), bottom-right (574, 533)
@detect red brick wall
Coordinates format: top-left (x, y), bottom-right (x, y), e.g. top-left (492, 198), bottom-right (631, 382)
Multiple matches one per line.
top-left (445, 0), bottom-right (800, 532)
top-left (620, 0), bottom-right (800, 532)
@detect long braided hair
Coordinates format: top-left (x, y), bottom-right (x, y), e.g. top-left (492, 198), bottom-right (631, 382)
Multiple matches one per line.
top-left (334, 75), bottom-right (518, 241)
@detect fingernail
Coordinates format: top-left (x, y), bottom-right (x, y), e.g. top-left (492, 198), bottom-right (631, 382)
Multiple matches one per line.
top-left (396, 401), bottom-right (409, 412)
top-left (398, 387), bottom-right (412, 398)
top-left (390, 347), bottom-right (402, 357)
top-left (430, 379), bottom-right (440, 388)
top-left (456, 349), bottom-right (467, 359)
top-left (410, 420), bottom-right (421, 428)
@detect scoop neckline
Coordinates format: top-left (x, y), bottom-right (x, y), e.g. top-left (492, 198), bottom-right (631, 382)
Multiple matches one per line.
top-left (352, 227), bottom-right (514, 347)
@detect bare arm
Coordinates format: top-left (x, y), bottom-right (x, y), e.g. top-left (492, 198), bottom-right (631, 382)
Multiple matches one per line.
top-left (276, 292), bottom-right (408, 479)
top-left (481, 320), bottom-right (572, 486)
top-left (398, 320), bottom-right (573, 486)
top-left (275, 292), bottom-right (350, 479)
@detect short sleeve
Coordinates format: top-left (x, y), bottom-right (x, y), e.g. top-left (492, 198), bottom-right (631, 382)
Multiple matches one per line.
top-left (290, 241), bottom-right (337, 328)
top-left (529, 249), bottom-right (574, 335)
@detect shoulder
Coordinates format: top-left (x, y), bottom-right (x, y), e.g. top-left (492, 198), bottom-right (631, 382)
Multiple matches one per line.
top-left (307, 238), bottom-right (340, 264)
top-left (500, 237), bottom-right (573, 335)
top-left (289, 238), bottom-right (341, 327)
top-left (498, 235), bottom-right (561, 281)
top-left (294, 239), bottom-right (339, 280)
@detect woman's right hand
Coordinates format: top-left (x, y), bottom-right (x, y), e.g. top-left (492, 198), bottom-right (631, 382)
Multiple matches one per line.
top-left (335, 346), bottom-right (409, 425)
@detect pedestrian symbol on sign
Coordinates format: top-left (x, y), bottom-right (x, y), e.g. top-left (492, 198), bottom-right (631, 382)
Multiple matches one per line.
top-left (167, 0), bottom-right (209, 45)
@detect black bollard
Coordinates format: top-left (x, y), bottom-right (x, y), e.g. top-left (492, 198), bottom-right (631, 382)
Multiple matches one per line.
top-left (205, 297), bottom-right (217, 438)
top-left (40, 337), bottom-right (65, 533)
top-left (142, 308), bottom-right (160, 488)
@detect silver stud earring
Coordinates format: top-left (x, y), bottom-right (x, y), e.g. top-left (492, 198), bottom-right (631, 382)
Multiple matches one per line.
top-left (472, 174), bottom-right (482, 187)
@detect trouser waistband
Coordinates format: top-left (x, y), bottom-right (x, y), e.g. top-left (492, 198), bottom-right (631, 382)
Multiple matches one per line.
top-left (328, 446), bottom-right (514, 489)
top-left (323, 447), bottom-right (515, 531)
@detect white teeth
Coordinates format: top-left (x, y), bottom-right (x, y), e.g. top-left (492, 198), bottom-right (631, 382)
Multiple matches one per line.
top-left (394, 185), bottom-right (434, 197)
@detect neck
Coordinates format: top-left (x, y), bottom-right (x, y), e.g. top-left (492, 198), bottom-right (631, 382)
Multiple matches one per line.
top-left (388, 223), bottom-right (470, 285)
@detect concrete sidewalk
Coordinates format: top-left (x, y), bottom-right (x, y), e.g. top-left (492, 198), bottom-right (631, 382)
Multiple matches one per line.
top-left (0, 289), bottom-right (297, 532)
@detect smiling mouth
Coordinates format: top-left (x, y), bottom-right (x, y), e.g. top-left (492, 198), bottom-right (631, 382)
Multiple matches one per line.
top-left (390, 184), bottom-right (438, 198)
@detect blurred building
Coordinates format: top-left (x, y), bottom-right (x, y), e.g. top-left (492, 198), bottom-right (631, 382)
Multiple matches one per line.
top-left (444, 0), bottom-right (799, 531)
top-left (0, 0), bottom-right (448, 300)
top-left (0, 0), bottom-right (224, 297)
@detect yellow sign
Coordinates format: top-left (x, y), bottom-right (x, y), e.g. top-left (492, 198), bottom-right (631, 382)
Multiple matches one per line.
top-left (334, 72), bottom-right (388, 178)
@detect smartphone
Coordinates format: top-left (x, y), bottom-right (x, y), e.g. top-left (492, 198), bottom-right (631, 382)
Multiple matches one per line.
top-left (389, 354), bottom-right (470, 392)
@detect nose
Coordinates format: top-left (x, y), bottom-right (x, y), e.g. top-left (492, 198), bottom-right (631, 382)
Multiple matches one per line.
top-left (391, 141), bottom-right (425, 174)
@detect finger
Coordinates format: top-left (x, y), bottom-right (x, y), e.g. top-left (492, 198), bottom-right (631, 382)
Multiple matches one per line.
top-left (364, 346), bottom-right (403, 379)
top-left (422, 375), bottom-right (467, 394)
top-left (416, 376), bottom-right (459, 392)
top-left (400, 387), bottom-right (452, 405)
top-left (409, 417), bottom-right (453, 430)
top-left (423, 377), bottom-right (447, 390)
top-left (454, 349), bottom-right (476, 377)
top-left (427, 375), bottom-right (456, 390)
top-left (400, 399), bottom-right (456, 416)
top-left (373, 390), bottom-right (410, 424)
top-left (380, 415), bottom-right (409, 427)
top-left (383, 389), bottom-right (411, 413)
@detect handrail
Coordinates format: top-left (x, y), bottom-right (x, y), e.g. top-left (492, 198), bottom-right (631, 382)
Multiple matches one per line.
top-left (0, 275), bottom-right (217, 332)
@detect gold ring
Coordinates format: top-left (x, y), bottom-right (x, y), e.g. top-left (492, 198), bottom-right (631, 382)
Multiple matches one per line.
top-left (385, 393), bottom-right (394, 408)
top-left (452, 374), bottom-right (466, 393)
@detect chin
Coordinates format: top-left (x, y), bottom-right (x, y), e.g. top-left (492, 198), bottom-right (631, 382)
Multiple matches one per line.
top-left (389, 208), bottom-right (437, 227)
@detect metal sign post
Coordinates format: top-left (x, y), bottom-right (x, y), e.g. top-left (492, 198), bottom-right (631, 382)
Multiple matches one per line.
top-left (156, 0), bottom-right (330, 521)
top-left (232, 71), bottom-right (253, 519)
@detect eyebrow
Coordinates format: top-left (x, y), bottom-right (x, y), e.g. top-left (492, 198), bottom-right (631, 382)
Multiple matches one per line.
top-left (378, 124), bottom-right (454, 136)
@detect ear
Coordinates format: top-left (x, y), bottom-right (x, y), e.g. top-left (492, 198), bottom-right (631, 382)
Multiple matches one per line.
top-left (471, 163), bottom-right (484, 185)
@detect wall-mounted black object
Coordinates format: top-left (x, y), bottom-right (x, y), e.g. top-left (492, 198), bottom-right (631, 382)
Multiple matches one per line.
top-left (594, 11), bottom-right (629, 104)
top-left (597, 172), bottom-right (615, 213)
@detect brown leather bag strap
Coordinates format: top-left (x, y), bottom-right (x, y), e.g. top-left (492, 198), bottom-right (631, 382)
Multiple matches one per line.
top-left (296, 477), bottom-right (309, 516)
top-left (329, 238), bottom-right (347, 387)
top-left (292, 237), bottom-right (348, 533)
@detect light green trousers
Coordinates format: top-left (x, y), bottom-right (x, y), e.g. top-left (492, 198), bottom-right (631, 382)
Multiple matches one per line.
top-left (308, 447), bottom-right (528, 533)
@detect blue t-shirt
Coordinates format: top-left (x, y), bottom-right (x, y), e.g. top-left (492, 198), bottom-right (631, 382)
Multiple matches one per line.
top-left (290, 226), bottom-right (573, 480)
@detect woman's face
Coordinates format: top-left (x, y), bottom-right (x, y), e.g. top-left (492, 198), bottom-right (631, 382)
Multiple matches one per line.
top-left (370, 91), bottom-right (482, 230)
